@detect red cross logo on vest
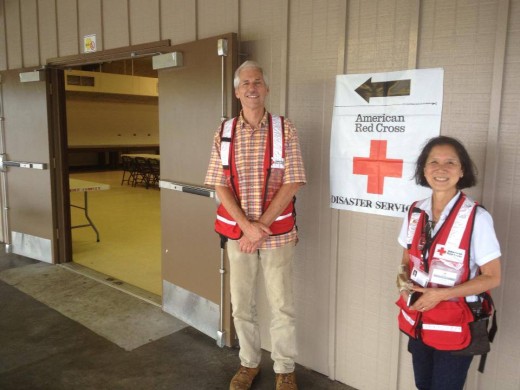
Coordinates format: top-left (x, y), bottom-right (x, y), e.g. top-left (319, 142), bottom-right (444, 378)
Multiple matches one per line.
top-left (437, 246), bottom-right (447, 256)
top-left (353, 140), bottom-right (403, 194)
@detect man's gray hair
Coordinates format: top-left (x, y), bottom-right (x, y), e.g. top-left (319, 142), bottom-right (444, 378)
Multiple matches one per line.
top-left (233, 60), bottom-right (269, 89)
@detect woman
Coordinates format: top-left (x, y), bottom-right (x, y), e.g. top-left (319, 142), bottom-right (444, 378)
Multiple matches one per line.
top-left (396, 136), bottom-right (501, 390)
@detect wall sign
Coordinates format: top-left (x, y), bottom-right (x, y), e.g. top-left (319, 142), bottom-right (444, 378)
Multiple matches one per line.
top-left (330, 68), bottom-right (444, 217)
top-left (83, 34), bottom-right (97, 53)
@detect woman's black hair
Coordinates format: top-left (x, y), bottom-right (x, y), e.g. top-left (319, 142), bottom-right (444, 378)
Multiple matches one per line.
top-left (414, 136), bottom-right (477, 189)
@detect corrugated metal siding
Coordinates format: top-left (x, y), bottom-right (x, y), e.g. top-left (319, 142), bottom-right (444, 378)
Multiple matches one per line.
top-left (0, 0), bottom-right (8, 70)
top-left (129, 0), bottom-right (159, 45)
top-left (197, 0), bottom-right (238, 40)
top-left (102, 0), bottom-right (129, 50)
top-left (0, 0), bottom-right (518, 388)
top-left (286, 0), bottom-right (345, 375)
top-left (5, 0), bottom-right (22, 69)
top-left (37, 0), bottom-right (58, 65)
top-left (20, 0), bottom-right (39, 67)
top-left (56, 0), bottom-right (78, 57)
top-left (486, 1), bottom-right (520, 388)
top-left (78, 0), bottom-right (102, 53)
top-left (160, 0), bottom-right (196, 45)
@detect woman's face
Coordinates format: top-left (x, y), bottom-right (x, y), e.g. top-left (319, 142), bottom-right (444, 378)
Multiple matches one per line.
top-left (423, 144), bottom-right (464, 194)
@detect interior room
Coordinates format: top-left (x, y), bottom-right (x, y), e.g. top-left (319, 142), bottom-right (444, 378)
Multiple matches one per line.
top-left (66, 58), bottom-right (162, 296)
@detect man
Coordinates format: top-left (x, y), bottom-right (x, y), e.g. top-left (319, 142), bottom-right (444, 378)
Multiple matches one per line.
top-left (205, 60), bottom-right (306, 390)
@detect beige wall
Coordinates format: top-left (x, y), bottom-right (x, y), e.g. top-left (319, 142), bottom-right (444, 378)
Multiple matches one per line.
top-left (66, 93), bottom-right (159, 146)
top-left (1, 0), bottom-right (519, 389)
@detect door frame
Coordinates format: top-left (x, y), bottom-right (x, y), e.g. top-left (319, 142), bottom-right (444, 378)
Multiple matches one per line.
top-left (46, 67), bottom-right (71, 264)
top-left (46, 40), bottom-right (172, 264)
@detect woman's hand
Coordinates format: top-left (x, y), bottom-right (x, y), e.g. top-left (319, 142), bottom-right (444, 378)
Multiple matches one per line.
top-left (409, 285), bottom-right (446, 312)
top-left (409, 259), bottom-right (501, 311)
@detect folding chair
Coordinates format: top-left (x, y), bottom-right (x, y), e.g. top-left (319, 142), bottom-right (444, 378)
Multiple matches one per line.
top-left (132, 156), bottom-right (152, 188)
top-left (120, 155), bottom-right (136, 185)
top-left (147, 158), bottom-right (160, 188)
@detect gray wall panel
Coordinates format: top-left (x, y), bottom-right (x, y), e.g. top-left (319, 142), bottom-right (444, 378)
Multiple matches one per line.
top-left (78, 0), bottom-right (101, 52)
top-left (160, 0), bottom-right (196, 45)
top-left (239, 0), bottom-right (286, 114)
top-left (56, 0), bottom-right (78, 56)
top-left (101, 0), bottom-right (129, 50)
top-left (129, 0), bottom-right (159, 45)
top-left (286, 0), bottom-right (345, 376)
top-left (37, 0), bottom-right (58, 64)
top-left (0, 0), bottom-right (8, 70)
top-left (20, 0), bottom-right (39, 67)
top-left (5, 0), bottom-right (22, 69)
top-left (197, 0), bottom-right (238, 40)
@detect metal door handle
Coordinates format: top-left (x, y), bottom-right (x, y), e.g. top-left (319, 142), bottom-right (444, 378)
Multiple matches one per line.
top-left (159, 180), bottom-right (215, 198)
top-left (0, 154), bottom-right (48, 171)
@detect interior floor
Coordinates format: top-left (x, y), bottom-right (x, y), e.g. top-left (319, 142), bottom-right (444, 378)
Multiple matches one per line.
top-left (70, 169), bottom-right (161, 295)
top-left (0, 249), bottom-right (355, 390)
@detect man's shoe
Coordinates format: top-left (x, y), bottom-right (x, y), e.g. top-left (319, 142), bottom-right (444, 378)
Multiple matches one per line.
top-left (229, 365), bottom-right (260, 390)
top-left (275, 372), bottom-right (298, 390)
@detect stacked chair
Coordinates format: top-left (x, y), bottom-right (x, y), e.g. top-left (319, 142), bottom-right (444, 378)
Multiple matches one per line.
top-left (121, 155), bottom-right (160, 189)
top-left (120, 155), bottom-right (136, 185)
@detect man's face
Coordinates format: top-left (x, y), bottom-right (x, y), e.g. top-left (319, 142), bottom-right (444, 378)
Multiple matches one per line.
top-left (234, 67), bottom-right (269, 111)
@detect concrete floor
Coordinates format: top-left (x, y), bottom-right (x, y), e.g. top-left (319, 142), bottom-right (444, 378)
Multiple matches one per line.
top-left (0, 250), bottom-right (355, 390)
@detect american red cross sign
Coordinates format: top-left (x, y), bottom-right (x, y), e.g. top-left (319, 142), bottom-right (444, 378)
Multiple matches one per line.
top-left (330, 69), bottom-right (444, 217)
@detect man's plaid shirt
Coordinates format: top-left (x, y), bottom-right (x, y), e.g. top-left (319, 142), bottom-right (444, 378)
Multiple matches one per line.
top-left (205, 111), bottom-right (306, 249)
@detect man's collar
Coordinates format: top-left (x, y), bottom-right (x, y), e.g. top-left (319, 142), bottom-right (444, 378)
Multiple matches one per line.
top-left (238, 110), bottom-right (269, 128)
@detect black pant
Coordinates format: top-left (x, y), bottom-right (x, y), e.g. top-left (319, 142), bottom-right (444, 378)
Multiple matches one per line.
top-left (408, 337), bottom-right (473, 390)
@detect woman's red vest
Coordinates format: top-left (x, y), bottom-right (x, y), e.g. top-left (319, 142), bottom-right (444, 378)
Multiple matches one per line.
top-left (396, 193), bottom-right (480, 351)
top-left (214, 114), bottom-right (296, 240)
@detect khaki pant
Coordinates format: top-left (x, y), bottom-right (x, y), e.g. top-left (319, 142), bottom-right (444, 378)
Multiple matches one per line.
top-left (227, 240), bottom-right (297, 374)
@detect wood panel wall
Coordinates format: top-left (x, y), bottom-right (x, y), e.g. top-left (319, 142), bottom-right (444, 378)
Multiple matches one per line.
top-left (1, 0), bottom-right (519, 389)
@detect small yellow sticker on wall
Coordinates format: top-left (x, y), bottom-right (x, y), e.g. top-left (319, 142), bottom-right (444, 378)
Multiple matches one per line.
top-left (83, 34), bottom-right (97, 53)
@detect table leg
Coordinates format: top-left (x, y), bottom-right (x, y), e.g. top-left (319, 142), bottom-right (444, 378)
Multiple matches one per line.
top-left (71, 192), bottom-right (101, 242)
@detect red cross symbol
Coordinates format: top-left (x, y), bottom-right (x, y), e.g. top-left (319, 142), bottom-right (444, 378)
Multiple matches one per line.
top-left (437, 247), bottom-right (446, 256)
top-left (353, 140), bottom-right (403, 194)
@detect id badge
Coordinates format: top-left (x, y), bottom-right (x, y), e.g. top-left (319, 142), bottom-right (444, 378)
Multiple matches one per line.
top-left (429, 258), bottom-right (463, 286)
top-left (430, 267), bottom-right (458, 286)
top-left (410, 267), bottom-right (429, 287)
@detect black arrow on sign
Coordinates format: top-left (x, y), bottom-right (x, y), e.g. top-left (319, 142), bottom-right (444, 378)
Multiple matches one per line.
top-left (355, 78), bottom-right (411, 103)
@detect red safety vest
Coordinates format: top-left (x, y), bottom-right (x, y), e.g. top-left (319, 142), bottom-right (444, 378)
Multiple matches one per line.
top-left (397, 193), bottom-right (481, 351)
top-left (214, 114), bottom-right (296, 240)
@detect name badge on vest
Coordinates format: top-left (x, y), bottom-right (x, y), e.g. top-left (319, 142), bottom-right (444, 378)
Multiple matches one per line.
top-left (430, 267), bottom-right (458, 286)
top-left (410, 267), bottom-right (429, 287)
top-left (271, 157), bottom-right (285, 169)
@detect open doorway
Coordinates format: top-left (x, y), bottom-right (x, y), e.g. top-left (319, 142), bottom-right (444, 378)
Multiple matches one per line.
top-left (65, 57), bottom-right (162, 296)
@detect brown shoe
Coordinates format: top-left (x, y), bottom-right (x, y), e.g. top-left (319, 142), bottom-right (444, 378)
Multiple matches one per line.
top-left (229, 365), bottom-right (260, 390)
top-left (275, 372), bottom-right (298, 390)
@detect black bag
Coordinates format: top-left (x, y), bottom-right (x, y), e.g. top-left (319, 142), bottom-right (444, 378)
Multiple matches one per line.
top-left (451, 294), bottom-right (497, 373)
top-left (451, 318), bottom-right (491, 356)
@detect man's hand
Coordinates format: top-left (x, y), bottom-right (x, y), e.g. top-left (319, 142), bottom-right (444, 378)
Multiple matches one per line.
top-left (239, 221), bottom-right (271, 253)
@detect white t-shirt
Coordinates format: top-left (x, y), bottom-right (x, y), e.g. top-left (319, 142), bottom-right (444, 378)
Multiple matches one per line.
top-left (398, 192), bottom-right (501, 279)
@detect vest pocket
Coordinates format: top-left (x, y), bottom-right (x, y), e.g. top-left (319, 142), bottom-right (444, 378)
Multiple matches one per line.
top-left (420, 301), bottom-right (473, 351)
top-left (396, 296), bottom-right (420, 338)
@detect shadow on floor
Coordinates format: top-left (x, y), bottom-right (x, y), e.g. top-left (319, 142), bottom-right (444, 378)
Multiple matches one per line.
top-left (0, 250), bottom-right (355, 390)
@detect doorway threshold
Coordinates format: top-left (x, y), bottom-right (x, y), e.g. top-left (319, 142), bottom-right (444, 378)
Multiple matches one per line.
top-left (59, 262), bottom-right (161, 307)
